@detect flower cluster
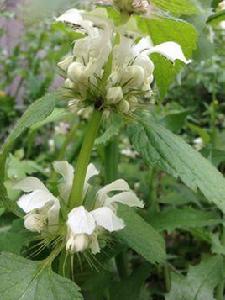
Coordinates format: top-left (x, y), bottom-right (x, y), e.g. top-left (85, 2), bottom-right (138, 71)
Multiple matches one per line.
top-left (15, 161), bottom-right (143, 254)
top-left (113, 0), bottom-right (150, 15)
top-left (56, 9), bottom-right (190, 116)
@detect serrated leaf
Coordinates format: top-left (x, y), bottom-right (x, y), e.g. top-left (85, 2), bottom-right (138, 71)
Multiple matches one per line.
top-left (0, 220), bottom-right (34, 255)
top-left (137, 17), bottom-right (198, 97)
top-left (151, 0), bottom-right (198, 16)
top-left (0, 252), bottom-right (83, 300)
top-left (117, 205), bottom-right (166, 264)
top-left (129, 116), bottom-right (225, 213)
top-left (95, 114), bottom-right (123, 145)
top-left (149, 208), bottom-right (221, 232)
top-left (166, 256), bottom-right (224, 300)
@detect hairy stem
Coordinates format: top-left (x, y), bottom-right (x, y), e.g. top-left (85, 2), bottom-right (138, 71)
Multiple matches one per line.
top-left (68, 110), bottom-right (102, 208)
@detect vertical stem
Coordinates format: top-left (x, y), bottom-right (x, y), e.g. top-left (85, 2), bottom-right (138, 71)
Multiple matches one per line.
top-left (68, 110), bottom-right (102, 209)
top-left (104, 139), bottom-right (129, 279)
top-left (104, 140), bottom-right (119, 182)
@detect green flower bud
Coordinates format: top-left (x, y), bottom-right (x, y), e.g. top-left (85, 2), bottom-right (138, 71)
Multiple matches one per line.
top-left (118, 100), bottom-right (130, 114)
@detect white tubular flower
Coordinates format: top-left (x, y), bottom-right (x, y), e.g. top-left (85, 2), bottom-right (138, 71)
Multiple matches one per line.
top-left (96, 178), bottom-right (144, 209)
top-left (57, 8), bottom-right (113, 94)
top-left (67, 62), bottom-right (88, 85)
top-left (15, 177), bottom-right (60, 233)
top-left (58, 56), bottom-right (73, 72)
top-left (113, 0), bottom-right (150, 14)
top-left (66, 206), bottom-right (124, 254)
top-left (65, 166), bottom-right (143, 255)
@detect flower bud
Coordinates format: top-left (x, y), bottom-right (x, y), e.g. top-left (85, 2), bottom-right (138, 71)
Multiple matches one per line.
top-left (113, 0), bottom-right (149, 14)
top-left (106, 86), bottom-right (124, 104)
top-left (58, 56), bottom-right (73, 72)
top-left (118, 100), bottom-right (130, 114)
top-left (24, 214), bottom-right (46, 233)
top-left (135, 55), bottom-right (155, 78)
top-left (65, 78), bottom-right (75, 89)
top-left (122, 65), bottom-right (145, 89)
top-left (67, 62), bottom-right (87, 84)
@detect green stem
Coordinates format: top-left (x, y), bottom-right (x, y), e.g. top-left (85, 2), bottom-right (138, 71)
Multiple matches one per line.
top-left (164, 263), bottom-right (171, 292)
top-left (104, 140), bottom-right (119, 182)
top-left (68, 110), bottom-right (102, 208)
top-left (104, 140), bottom-right (129, 279)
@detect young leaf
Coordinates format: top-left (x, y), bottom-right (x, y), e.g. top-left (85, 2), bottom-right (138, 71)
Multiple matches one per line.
top-left (0, 252), bottom-right (83, 300)
top-left (136, 17), bottom-right (198, 97)
top-left (129, 116), bottom-right (225, 213)
top-left (95, 114), bottom-right (123, 145)
top-left (166, 256), bottom-right (224, 300)
top-left (149, 208), bottom-right (221, 232)
top-left (117, 205), bottom-right (166, 264)
top-left (151, 0), bottom-right (198, 16)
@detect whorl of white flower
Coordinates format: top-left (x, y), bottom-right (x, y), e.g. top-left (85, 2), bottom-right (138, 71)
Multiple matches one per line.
top-left (113, 0), bottom-right (150, 14)
top-left (56, 9), bottom-right (190, 115)
top-left (15, 177), bottom-right (60, 233)
top-left (57, 8), bottom-right (113, 95)
top-left (64, 164), bottom-right (143, 254)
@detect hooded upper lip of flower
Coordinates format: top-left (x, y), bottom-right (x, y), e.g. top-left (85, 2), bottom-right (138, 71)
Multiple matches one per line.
top-left (14, 177), bottom-right (61, 231)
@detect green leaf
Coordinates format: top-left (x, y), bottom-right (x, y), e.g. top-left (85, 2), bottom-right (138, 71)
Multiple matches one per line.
top-left (95, 114), bottom-right (123, 145)
top-left (129, 116), bottom-right (225, 213)
top-left (0, 252), bottom-right (83, 300)
top-left (137, 17), bottom-right (198, 97)
top-left (0, 220), bottom-right (34, 255)
top-left (149, 208), bottom-right (221, 232)
top-left (166, 256), bottom-right (224, 300)
top-left (151, 0), bottom-right (198, 16)
top-left (207, 9), bottom-right (225, 25)
top-left (117, 205), bottom-right (166, 264)
top-left (30, 108), bottom-right (69, 131)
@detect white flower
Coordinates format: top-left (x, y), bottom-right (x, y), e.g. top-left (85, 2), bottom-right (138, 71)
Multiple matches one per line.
top-left (63, 163), bottom-right (143, 254)
top-left (113, 0), bottom-right (150, 14)
top-left (58, 56), bottom-right (73, 72)
top-left (15, 177), bottom-right (60, 233)
top-left (57, 8), bottom-right (113, 94)
top-left (57, 8), bottom-right (190, 116)
top-left (53, 161), bottom-right (99, 202)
